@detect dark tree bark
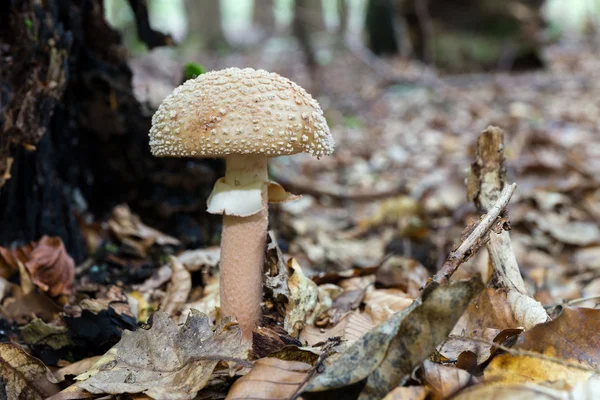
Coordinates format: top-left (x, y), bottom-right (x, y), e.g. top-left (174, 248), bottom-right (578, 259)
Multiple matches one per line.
top-left (0, 0), bottom-right (222, 261)
top-left (365, 0), bottom-right (400, 55)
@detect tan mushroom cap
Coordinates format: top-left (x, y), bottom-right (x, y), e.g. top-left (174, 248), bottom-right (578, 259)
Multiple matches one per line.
top-left (149, 67), bottom-right (335, 158)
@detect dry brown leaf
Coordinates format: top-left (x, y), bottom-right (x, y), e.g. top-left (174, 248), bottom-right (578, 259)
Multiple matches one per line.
top-left (421, 360), bottom-right (474, 399)
top-left (54, 356), bottom-right (102, 382)
top-left (375, 256), bottom-right (430, 297)
top-left (159, 256), bottom-right (191, 316)
top-left (300, 311), bottom-right (375, 346)
top-left (455, 376), bottom-right (600, 400)
top-left (382, 386), bottom-right (429, 400)
top-left (285, 258), bottom-right (331, 337)
top-left (75, 310), bottom-right (249, 399)
top-left (484, 307), bottom-right (600, 388)
top-left (24, 236), bottom-right (75, 297)
top-left (0, 342), bottom-right (60, 399)
top-left (181, 270), bottom-right (220, 323)
top-left (0, 241), bottom-right (34, 278)
top-left (177, 246), bottom-right (220, 271)
top-left (226, 358), bottom-right (312, 400)
top-left (304, 279), bottom-right (484, 399)
top-left (533, 212), bottom-right (600, 246)
top-left (363, 288), bottom-right (414, 325)
top-left (108, 204), bottom-right (180, 257)
top-left (253, 325), bottom-right (302, 358)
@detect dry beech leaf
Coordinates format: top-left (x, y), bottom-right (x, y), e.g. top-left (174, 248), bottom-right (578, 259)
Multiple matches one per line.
top-left (300, 311), bottom-right (375, 346)
top-left (382, 386), bottom-right (429, 400)
top-left (484, 307), bottom-right (600, 388)
top-left (177, 246), bottom-right (221, 271)
top-left (226, 357), bottom-right (312, 399)
top-left (1, 236), bottom-right (75, 297)
top-left (108, 204), bottom-right (180, 257)
top-left (75, 310), bottom-right (249, 399)
top-left (375, 256), bottom-right (430, 297)
top-left (0, 342), bottom-right (60, 399)
top-left (160, 256), bottom-right (191, 316)
top-left (180, 270), bottom-right (220, 323)
top-left (454, 376), bottom-right (600, 400)
top-left (421, 360), bottom-right (474, 399)
top-left (285, 258), bottom-right (331, 337)
top-left (363, 288), bottom-right (414, 325)
top-left (532, 212), bottom-right (600, 246)
top-left (0, 241), bottom-right (34, 278)
top-left (439, 288), bottom-right (521, 361)
top-left (54, 356), bottom-right (102, 382)
top-left (304, 279), bottom-right (484, 399)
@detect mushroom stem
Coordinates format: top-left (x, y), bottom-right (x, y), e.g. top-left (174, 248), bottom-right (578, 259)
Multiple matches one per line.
top-left (220, 155), bottom-right (269, 342)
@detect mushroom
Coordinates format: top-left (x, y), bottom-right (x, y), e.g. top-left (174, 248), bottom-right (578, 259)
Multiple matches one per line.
top-left (149, 67), bottom-right (335, 341)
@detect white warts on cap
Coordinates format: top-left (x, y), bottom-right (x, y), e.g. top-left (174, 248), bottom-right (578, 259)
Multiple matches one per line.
top-left (149, 67), bottom-right (335, 159)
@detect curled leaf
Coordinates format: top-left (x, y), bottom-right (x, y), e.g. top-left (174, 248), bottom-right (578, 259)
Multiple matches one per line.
top-left (24, 236), bottom-right (75, 297)
top-left (226, 358), bottom-right (312, 400)
top-left (0, 342), bottom-right (60, 399)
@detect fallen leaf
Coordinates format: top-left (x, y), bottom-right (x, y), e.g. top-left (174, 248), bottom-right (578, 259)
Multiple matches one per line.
top-left (455, 376), bottom-right (600, 400)
top-left (177, 246), bottom-right (220, 271)
top-left (108, 204), bottom-right (180, 257)
top-left (0, 241), bottom-right (34, 278)
top-left (160, 256), bottom-right (191, 316)
top-left (382, 386), bottom-right (429, 400)
top-left (54, 356), bottom-right (102, 382)
top-left (304, 279), bottom-right (484, 399)
top-left (532, 212), bottom-right (600, 246)
top-left (226, 358), bottom-right (312, 400)
top-left (300, 311), bottom-right (375, 346)
top-left (484, 307), bottom-right (600, 388)
top-left (363, 288), bottom-right (414, 325)
top-left (75, 310), bottom-right (249, 399)
top-left (285, 258), bottom-right (331, 337)
top-left (264, 232), bottom-right (291, 304)
top-left (24, 236), bottom-right (75, 297)
top-left (253, 325), bottom-right (302, 358)
top-left (421, 360), bottom-right (474, 399)
top-left (375, 256), bottom-right (430, 297)
top-left (0, 342), bottom-right (60, 399)
top-left (20, 318), bottom-right (72, 350)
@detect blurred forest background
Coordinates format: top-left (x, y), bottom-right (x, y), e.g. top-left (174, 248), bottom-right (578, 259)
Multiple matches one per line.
top-left (1, 0), bottom-right (600, 261)
top-left (2, 1), bottom-right (600, 398)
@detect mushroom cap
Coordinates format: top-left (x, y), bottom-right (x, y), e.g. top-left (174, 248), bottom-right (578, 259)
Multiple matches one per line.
top-left (149, 67), bottom-right (335, 158)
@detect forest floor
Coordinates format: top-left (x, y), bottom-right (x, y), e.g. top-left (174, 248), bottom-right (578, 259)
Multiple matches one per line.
top-left (1, 39), bottom-right (600, 399)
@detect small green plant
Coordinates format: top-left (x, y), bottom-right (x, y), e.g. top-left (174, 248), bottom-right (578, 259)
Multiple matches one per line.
top-left (183, 62), bottom-right (206, 80)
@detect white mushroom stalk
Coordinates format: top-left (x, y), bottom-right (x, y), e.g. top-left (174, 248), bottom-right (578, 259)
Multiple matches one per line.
top-left (148, 67), bottom-right (335, 342)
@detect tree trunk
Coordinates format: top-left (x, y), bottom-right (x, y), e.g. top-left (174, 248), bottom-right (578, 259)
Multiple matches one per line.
top-left (337, 0), bottom-right (349, 37)
top-left (253, 0), bottom-right (276, 37)
top-left (365, 0), bottom-right (400, 55)
top-left (0, 0), bottom-right (222, 261)
top-left (187, 0), bottom-right (228, 50)
top-left (293, 0), bottom-right (318, 84)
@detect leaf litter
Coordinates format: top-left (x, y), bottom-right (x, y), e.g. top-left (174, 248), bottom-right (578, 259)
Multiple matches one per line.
top-left (2, 39), bottom-right (600, 400)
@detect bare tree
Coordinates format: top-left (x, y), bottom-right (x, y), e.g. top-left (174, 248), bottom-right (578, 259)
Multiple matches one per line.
top-left (253, 0), bottom-right (276, 37)
top-left (186, 0), bottom-right (228, 50)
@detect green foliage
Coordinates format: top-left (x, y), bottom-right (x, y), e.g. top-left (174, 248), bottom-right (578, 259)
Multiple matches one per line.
top-left (183, 62), bottom-right (206, 80)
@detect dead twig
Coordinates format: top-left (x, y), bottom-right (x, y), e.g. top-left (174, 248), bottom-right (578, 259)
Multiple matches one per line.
top-left (468, 127), bottom-right (549, 328)
top-left (433, 183), bottom-right (516, 286)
